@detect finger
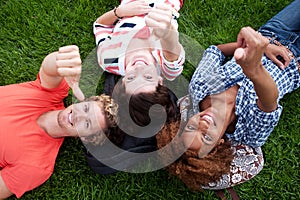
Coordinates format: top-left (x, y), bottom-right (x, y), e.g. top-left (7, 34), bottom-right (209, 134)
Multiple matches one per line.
top-left (281, 51), bottom-right (292, 67)
top-left (57, 67), bottom-right (81, 77)
top-left (153, 3), bottom-right (173, 11)
top-left (145, 15), bottom-right (170, 30)
top-left (237, 37), bottom-right (247, 48)
top-left (234, 48), bottom-right (245, 62)
top-left (56, 51), bottom-right (80, 60)
top-left (72, 82), bottom-right (85, 101)
top-left (151, 3), bottom-right (179, 18)
top-left (237, 27), bottom-right (261, 48)
top-left (58, 45), bottom-right (79, 53)
top-left (147, 12), bottom-right (171, 24)
top-left (148, 6), bottom-right (172, 18)
top-left (145, 16), bottom-right (160, 28)
top-left (272, 56), bottom-right (285, 69)
top-left (56, 58), bottom-right (82, 68)
top-left (236, 28), bottom-right (249, 48)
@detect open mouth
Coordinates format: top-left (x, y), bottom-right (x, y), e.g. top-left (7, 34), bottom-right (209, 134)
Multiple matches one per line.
top-left (201, 114), bottom-right (216, 126)
top-left (133, 59), bottom-right (147, 66)
top-left (68, 110), bottom-right (73, 126)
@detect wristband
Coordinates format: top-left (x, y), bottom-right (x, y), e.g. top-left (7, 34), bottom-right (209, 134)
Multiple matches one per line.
top-left (113, 7), bottom-right (122, 19)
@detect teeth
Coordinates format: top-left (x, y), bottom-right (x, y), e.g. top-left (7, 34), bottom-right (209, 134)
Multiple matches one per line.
top-left (134, 60), bottom-right (146, 65)
top-left (203, 115), bottom-right (214, 125)
top-left (68, 112), bottom-right (73, 126)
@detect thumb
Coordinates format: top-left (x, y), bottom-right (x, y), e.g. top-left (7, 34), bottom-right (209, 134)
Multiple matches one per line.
top-left (72, 82), bottom-right (85, 101)
top-left (234, 48), bottom-right (245, 62)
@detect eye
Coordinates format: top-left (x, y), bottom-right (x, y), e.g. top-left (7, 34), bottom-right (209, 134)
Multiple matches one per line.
top-left (126, 75), bottom-right (135, 81)
top-left (85, 119), bottom-right (90, 129)
top-left (84, 104), bottom-right (89, 112)
top-left (145, 75), bottom-right (153, 80)
top-left (203, 133), bottom-right (212, 142)
top-left (186, 125), bottom-right (196, 131)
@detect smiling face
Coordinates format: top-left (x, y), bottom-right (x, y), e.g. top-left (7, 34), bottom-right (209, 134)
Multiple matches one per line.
top-left (58, 101), bottom-right (107, 137)
top-left (123, 37), bottom-right (162, 94)
top-left (181, 107), bottom-right (227, 158)
top-left (123, 60), bottom-right (162, 94)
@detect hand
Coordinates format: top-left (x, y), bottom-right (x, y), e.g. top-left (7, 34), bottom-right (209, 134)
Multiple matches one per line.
top-left (234, 27), bottom-right (278, 112)
top-left (117, 0), bottom-right (151, 17)
top-left (56, 45), bottom-right (85, 101)
top-left (145, 3), bottom-right (175, 39)
top-left (234, 27), bottom-right (269, 78)
top-left (265, 44), bottom-right (291, 69)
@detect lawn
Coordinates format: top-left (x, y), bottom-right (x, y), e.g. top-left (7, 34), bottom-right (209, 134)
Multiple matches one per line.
top-left (0, 0), bottom-right (299, 199)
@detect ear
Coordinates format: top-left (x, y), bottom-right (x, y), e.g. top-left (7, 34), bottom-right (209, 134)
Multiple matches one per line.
top-left (158, 76), bottom-right (163, 85)
top-left (218, 138), bottom-right (225, 145)
top-left (80, 137), bottom-right (88, 144)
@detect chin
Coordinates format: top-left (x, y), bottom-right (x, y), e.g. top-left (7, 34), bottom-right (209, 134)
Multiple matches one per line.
top-left (57, 110), bottom-right (67, 128)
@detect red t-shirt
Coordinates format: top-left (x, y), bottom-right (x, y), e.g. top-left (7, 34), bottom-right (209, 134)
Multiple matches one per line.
top-left (0, 75), bottom-right (69, 198)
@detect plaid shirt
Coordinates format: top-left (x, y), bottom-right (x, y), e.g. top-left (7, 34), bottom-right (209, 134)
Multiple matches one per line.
top-left (189, 45), bottom-right (300, 147)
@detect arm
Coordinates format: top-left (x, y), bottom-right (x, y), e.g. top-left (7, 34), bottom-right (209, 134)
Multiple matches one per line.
top-left (217, 42), bottom-right (292, 69)
top-left (95, 1), bottom-right (150, 25)
top-left (39, 45), bottom-right (84, 101)
top-left (145, 3), bottom-right (182, 61)
top-left (0, 171), bottom-right (13, 199)
top-left (217, 42), bottom-right (238, 57)
top-left (234, 27), bottom-right (278, 112)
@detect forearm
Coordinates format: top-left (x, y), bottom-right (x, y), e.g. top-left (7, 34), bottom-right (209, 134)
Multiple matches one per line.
top-left (160, 30), bottom-right (182, 61)
top-left (217, 42), bottom-right (238, 57)
top-left (247, 64), bottom-right (279, 112)
top-left (95, 9), bottom-right (119, 25)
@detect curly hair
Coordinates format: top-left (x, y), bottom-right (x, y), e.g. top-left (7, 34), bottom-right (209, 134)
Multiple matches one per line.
top-left (81, 94), bottom-right (119, 146)
top-left (156, 120), bottom-right (234, 191)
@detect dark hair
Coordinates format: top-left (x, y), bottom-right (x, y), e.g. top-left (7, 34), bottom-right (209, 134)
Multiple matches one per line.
top-left (110, 82), bottom-right (179, 145)
top-left (156, 120), bottom-right (234, 191)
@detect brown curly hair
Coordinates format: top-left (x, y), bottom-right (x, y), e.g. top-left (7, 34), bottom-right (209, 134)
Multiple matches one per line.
top-left (81, 94), bottom-right (119, 146)
top-left (156, 120), bottom-right (234, 191)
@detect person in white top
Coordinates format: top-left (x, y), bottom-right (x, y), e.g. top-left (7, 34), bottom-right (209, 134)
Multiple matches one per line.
top-left (93, 0), bottom-right (185, 94)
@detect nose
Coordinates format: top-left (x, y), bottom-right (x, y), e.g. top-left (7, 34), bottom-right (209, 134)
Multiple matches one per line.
top-left (198, 119), bottom-right (209, 131)
top-left (134, 63), bottom-right (146, 70)
top-left (73, 108), bottom-right (88, 124)
top-left (182, 131), bottom-right (201, 151)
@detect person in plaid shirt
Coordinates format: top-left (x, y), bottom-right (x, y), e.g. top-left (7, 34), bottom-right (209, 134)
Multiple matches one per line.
top-left (155, 0), bottom-right (299, 192)
top-left (185, 0), bottom-right (300, 158)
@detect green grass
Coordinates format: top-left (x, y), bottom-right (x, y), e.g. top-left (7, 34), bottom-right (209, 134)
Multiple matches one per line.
top-left (1, 0), bottom-right (299, 199)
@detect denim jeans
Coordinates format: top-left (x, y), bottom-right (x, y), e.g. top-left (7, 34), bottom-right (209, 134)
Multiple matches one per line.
top-left (258, 0), bottom-right (300, 60)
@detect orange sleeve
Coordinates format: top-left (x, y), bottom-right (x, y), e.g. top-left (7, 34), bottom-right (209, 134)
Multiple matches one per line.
top-left (1, 164), bottom-right (53, 198)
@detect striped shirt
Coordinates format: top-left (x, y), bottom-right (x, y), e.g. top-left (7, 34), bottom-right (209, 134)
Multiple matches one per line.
top-left (93, 0), bottom-right (185, 80)
top-left (189, 45), bottom-right (300, 147)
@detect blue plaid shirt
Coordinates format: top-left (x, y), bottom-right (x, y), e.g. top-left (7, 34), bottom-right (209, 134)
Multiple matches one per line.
top-left (189, 45), bottom-right (300, 147)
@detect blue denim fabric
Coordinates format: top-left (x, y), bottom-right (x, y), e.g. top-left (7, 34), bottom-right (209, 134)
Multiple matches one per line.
top-left (258, 0), bottom-right (300, 61)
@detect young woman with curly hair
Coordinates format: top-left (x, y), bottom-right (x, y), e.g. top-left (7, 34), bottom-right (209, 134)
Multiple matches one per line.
top-left (158, 0), bottom-right (300, 191)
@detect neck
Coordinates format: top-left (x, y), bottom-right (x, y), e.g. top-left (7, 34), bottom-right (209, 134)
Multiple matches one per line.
top-left (37, 110), bottom-right (68, 138)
